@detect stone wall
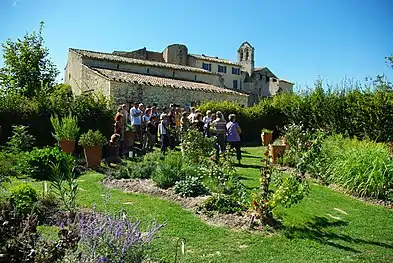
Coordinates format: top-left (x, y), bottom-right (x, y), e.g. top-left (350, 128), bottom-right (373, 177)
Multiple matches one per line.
top-left (65, 51), bottom-right (83, 95)
top-left (109, 81), bottom-right (248, 107)
top-left (81, 66), bottom-right (111, 96)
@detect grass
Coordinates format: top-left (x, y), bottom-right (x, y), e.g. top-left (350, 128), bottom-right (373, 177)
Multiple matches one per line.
top-left (4, 146), bottom-right (393, 262)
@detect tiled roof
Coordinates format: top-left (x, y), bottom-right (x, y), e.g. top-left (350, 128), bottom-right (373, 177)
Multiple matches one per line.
top-left (86, 66), bottom-right (247, 96)
top-left (254, 67), bottom-right (267, 71)
top-left (279, 79), bottom-right (294, 85)
top-left (70, 48), bottom-right (215, 75)
top-left (189, 54), bottom-right (240, 66)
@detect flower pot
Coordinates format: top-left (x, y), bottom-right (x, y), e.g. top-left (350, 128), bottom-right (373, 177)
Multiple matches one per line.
top-left (59, 140), bottom-right (75, 154)
top-left (261, 133), bottom-right (273, 146)
top-left (124, 131), bottom-right (136, 150)
top-left (269, 144), bottom-right (286, 164)
top-left (83, 145), bottom-right (102, 168)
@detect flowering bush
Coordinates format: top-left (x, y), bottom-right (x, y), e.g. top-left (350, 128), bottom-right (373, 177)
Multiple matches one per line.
top-left (76, 210), bottom-right (165, 263)
top-left (198, 194), bottom-right (247, 215)
top-left (180, 128), bottom-right (215, 164)
top-left (174, 176), bottom-right (210, 197)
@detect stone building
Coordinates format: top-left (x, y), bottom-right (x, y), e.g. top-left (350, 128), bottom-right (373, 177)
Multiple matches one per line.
top-left (64, 41), bottom-right (292, 107)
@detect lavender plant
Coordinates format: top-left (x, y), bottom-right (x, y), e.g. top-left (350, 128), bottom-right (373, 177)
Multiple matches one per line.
top-left (76, 209), bottom-right (165, 263)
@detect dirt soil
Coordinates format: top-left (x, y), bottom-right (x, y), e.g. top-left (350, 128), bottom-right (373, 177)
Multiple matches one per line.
top-left (103, 178), bottom-right (254, 230)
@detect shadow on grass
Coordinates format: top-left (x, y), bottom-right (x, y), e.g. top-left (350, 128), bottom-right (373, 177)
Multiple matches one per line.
top-left (236, 163), bottom-right (261, 169)
top-left (280, 216), bottom-right (393, 253)
top-left (243, 155), bottom-right (262, 159)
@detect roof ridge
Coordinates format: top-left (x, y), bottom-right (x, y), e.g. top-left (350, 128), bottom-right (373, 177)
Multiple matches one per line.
top-left (70, 48), bottom-right (217, 75)
top-left (86, 66), bottom-right (247, 96)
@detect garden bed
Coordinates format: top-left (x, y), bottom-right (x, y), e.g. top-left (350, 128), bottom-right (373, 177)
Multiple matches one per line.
top-left (103, 178), bottom-right (253, 230)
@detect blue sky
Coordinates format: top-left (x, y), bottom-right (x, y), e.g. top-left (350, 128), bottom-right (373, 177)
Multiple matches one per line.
top-left (0, 0), bottom-right (392, 88)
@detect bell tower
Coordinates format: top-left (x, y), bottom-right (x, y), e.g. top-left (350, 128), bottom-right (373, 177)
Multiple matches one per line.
top-left (237, 41), bottom-right (254, 75)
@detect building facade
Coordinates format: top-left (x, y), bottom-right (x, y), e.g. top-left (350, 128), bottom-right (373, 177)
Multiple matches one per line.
top-left (64, 42), bottom-right (293, 107)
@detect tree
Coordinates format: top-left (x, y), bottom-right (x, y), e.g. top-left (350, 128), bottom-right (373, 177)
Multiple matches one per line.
top-left (0, 21), bottom-right (59, 97)
top-left (386, 55), bottom-right (393, 69)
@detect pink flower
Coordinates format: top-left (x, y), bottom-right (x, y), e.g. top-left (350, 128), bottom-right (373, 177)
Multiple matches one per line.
top-left (209, 156), bottom-right (214, 161)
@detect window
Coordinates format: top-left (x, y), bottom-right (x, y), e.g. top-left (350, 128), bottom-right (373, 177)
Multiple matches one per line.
top-left (202, 62), bottom-right (211, 71)
top-left (218, 65), bottom-right (227, 73)
top-left (259, 88), bottom-right (262, 94)
top-left (240, 81), bottom-right (242, 90)
top-left (116, 64), bottom-right (119, 69)
top-left (232, 67), bottom-right (240, 75)
top-left (259, 74), bottom-right (262, 80)
top-left (233, 80), bottom-right (238, 90)
top-left (272, 78), bottom-right (277, 82)
top-left (147, 68), bottom-right (150, 74)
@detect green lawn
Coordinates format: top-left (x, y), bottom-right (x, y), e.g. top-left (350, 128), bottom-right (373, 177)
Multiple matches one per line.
top-left (7, 147), bottom-right (393, 262)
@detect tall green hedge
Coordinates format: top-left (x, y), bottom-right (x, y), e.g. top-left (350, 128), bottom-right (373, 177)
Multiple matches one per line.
top-left (199, 85), bottom-right (393, 144)
top-left (0, 85), bottom-right (115, 148)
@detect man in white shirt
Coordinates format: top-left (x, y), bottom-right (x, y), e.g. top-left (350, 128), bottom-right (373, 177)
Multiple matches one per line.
top-left (130, 102), bottom-right (142, 142)
top-left (158, 114), bottom-right (169, 154)
top-left (188, 107), bottom-right (196, 122)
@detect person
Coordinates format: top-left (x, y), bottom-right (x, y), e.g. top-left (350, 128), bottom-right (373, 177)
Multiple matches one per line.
top-left (226, 114), bottom-right (242, 165)
top-left (158, 114), bottom-right (169, 154)
top-left (121, 104), bottom-right (128, 124)
top-left (130, 102), bottom-right (143, 142)
top-left (188, 107), bottom-right (196, 122)
top-left (106, 133), bottom-right (121, 165)
top-left (175, 108), bottom-right (181, 128)
top-left (192, 112), bottom-right (204, 132)
top-left (151, 106), bottom-right (159, 118)
top-left (180, 111), bottom-right (190, 132)
top-left (113, 114), bottom-right (124, 155)
top-left (202, 110), bottom-right (212, 137)
top-left (144, 115), bottom-right (158, 152)
top-left (211, 111), bottom-right (227, 160)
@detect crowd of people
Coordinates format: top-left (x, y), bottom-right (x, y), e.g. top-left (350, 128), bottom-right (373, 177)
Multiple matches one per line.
top-left (110, 102), bottom-right (243, 164)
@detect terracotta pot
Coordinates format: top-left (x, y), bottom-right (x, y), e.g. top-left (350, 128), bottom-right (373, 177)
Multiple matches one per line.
top-left (83, 145), bottom-right (102, 168)
top-left (269, 144), bottom-right (286, 164)
top-left (124, 131), bottom-right (136, 150)
top-left (261, 133), bottom-right (273, 146)
top-left (59, 140), bottom-right (75, 154)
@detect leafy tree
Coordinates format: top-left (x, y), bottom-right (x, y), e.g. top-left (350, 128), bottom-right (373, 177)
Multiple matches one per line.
top-left (0, 21), bottom-right (59, 97)
top-left (386, 55), bottom-right (393, 69)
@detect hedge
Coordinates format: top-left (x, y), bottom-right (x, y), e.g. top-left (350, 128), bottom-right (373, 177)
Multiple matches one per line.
top-left (0, 85), bottom-right (115, 148)
top-left (199, 85), bottom-right (393, 144)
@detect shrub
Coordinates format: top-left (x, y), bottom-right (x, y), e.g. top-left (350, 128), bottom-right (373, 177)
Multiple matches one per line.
top-left (111, 161), bottom-right (156, 180)
top-left (78, 130), bottom-right (107, 147)
top-left (50, 114), bottom-right (80, 141)
top-left (0, 151), bottom-right (21, 183)
top-left (309, 135), bottom-right (393, 199)
top-left (76, 210), bottom-right (165, 263)
top-left (50, 158), bottom-right (78, 216)
top-left (198, 194), bottom-right (246, 215)
top-left (6, 125), bottom-right (36, 152)
top-left (153, 152), bottom-right (185, 189)
top-left (180, 128), bottom-right (215, 164)
top-left (9, 184), bottom-right (38, 215)
top-left (25, 146), bottom-right (75, 180)
top-left (174, 176), bottom-right (210, 197)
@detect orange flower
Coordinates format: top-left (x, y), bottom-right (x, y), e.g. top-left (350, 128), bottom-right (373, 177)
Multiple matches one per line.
top-left (253, 200), bottom-right (258, 207)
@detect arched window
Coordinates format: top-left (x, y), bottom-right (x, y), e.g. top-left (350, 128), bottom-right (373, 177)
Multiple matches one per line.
top-left (245, 49), bottom-right (249, 60)
top-left (240, 51), bottom-right (243, 61)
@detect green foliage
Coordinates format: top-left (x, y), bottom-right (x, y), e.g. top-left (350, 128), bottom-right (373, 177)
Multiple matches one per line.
top-left (50, 158), bottom-right (78, 215)
top-left (270, 172), bottom-right (310, 208)
top-left (180, 128), bottom-right (215, 164)
top-left (199, 81), bottom-right (393, 143)
top-left (50, 114), bottom-right (79, 141)
top-left (198, 194), bottom-right (246, 215)
top-left (6, 125), bottom-right (35, 152)
top-left (0, 151), bottom-right (21, 183)
top-left (308, 135), bottom-right (393, 199)
top-left (174, 176), bottom-right (210, 197)
top-left (261, 128), bottom-right (273, 134)
top-left (110, 161), bottom-right (156, 180)
top-left (9, 184), bottom-right (38, 215)
top-left (0, 22), bottom-right (59, 97)
top-left (25, 147), bottom-right (75, 181)
top-left (152, 152), bottom-right (199, 189)
top-left (78, 129), bottom-right (107, 147)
